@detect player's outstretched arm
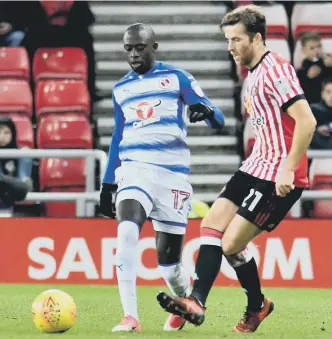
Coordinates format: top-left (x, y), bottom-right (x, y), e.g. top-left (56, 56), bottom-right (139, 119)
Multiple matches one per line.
top-left (100, 94), bottom-right (124, 218)
top-left (102, 95), bottom-right (125, 185)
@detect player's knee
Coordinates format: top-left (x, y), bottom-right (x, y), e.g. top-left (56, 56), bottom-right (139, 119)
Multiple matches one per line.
top-left (117, 199), bottom-right (147, 226)
top-left (221, 237), bottom-right (239, 255)
top-left (225, 246), bottom-right (252, 267)
top-left (117, 220), bottom-right (140, 249)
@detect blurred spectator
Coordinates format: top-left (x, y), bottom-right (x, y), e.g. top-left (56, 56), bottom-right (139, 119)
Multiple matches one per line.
top-left (297, 32), bottom-right (332, 104)
top-left (22, 1), bottom-right (102, 102)
top-left (0, 1), bottom-right (27, 47)
top-left (310, 78), bottom-right (332, 150)
top-left (0, 117), bottom-right (33, 191)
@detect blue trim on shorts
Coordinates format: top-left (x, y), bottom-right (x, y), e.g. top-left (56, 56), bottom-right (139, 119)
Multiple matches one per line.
top-left (119, 220), bottom-right (141, 229)
top-left (150, 218), bottom-right (187, 227)
top-left (158, 261), bottom-right (181, 267)
top-left (116, 186), bottom-right (153, 204)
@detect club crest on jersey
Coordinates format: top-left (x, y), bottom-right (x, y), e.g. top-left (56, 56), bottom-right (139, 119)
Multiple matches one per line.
top-left (251, 86), bottom-right (258, 96)
top-left (244, 96), bottom-right (253, 115)
top-left (158, 77), bottom-right (172, 89)
top-left (130, 100), bottom-right (161, 128)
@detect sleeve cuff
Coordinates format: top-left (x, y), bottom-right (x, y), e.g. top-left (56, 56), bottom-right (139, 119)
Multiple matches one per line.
top-left (282, 94), bottom-right (306, 111)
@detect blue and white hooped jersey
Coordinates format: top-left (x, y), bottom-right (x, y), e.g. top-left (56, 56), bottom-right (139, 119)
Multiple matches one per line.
top-left (103, 61), bottom-right (224, 184)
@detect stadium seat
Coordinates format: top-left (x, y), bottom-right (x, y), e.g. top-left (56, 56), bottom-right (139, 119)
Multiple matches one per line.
top-left (233, 0), bottom-right (252, 7)
top-left (35, 80), bottom-right (90, 120)
top-left (39, 158), bottom-right (86, 217)
top-left (243, 117), bottom-right (255, 159)
top-left (0, 80), bottom-right (32, 117)
top-left (266, 39), bottom-right (291, 62)
top-left (33, 47), bottom-right (88, 84)
top-left (262, 5), bottom-right (289, 39)
top-left (37, 114), bottom-right (93, 149)
top-left (293, 38), bottom-right (332, 70)
top-left (309, 158), bottom-right (332, 218)
top-left (309, 158), bottom-right (332, 186)
top-left (292, 3), bottom-right (332, 40)
top-left (9, 114), bottom-right (34, 149)
top-left (0, 47), bottom-right (30, 81)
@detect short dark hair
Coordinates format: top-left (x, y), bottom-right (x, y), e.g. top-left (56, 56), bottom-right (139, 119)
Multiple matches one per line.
top-left (322, 78), bottom-right (332, 90)
top-left (300, 32), bottom-right (321, 47)
top-left (220, 5), bottom-right (266, 43)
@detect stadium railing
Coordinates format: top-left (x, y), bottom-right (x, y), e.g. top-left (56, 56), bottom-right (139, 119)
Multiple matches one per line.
top-left (1, 149), bottom-right (332, 218)
top-left (0, 149), bottom-right (107, 217)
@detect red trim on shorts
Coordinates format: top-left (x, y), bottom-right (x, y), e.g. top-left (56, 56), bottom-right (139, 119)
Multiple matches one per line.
top-left (200, 227), bottom-right (224, 239)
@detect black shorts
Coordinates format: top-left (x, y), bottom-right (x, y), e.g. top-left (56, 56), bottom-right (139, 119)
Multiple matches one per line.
top-left (219, 170), bottom-right (303, 232)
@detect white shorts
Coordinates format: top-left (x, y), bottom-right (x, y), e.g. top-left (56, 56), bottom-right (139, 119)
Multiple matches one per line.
top-left (115, 162), bottom-right (192, 235)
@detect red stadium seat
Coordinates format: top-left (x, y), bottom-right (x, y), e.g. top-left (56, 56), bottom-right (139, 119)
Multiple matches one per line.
top-left (293, 38), bottom-right (332, 70)
top-left (39, 158), bottom-right (86, 217)
top-left (42, 186), bottom-right (86, 217)
top-left (33, 47), bottom-right (88, 84)
top-left (9, 114), bottom-right (34, 149)
top-left (233, 0), bottom-right (252, 7)
top-left (309, 159), bottom-right (332, 186)
top-left (266, 39), bottom-right (291, 62)
top-left (0, 80), bottom-right (32, 117)
top-left (0, 47), bottom-right (30, 81)
top-left (309, 159), bottom-right (332, 218)
top-left (311, 183), bottom-right (332, 218)
top-left (292, 3), bottom-right (332, 40)
top-left (263, 5), bottom-right (289, 39)
top-left (37, 114), bottom-right (93, 149)
top-left (40, 158), bottom-right (86, 190)
top-left (35, 80), bottom-right (90, 120)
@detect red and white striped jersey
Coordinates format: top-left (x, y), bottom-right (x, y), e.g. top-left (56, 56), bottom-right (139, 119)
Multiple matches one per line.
top-left (240, 51), bottom-right (309, 187)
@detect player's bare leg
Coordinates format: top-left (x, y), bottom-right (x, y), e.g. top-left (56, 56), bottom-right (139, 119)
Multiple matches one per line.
top-left (222, 215), bottom-right (274, 333)
top-left (158, 198), bottom-right (237, 326)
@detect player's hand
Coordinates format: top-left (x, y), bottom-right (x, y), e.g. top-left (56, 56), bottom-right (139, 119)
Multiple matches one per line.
top-left (188, 103), bottom-right (214, 123)
top-left (307, 65), bottom-right (321, 79)
top-left (317, 125), bottom-right (330, 137)
top-left (0, 22), bottom-right (12, 35)
top-left (275, 168), bottom-right (295, 197)
top-left (99, 183), bottom-right (117, 218)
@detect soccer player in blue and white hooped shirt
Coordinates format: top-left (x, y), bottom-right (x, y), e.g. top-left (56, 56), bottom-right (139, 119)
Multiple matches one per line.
top-left (100, 23), bottom-right (225, 333)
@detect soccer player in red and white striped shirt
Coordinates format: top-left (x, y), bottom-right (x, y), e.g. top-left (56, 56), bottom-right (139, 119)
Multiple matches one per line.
top-left (157, 5), bottom-right (317, 333)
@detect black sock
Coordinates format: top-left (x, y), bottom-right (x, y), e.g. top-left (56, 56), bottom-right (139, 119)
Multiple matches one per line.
top-left (233, 257), bottom-right (264, 312)
top-left (191, 244), bottom-right (223, 306)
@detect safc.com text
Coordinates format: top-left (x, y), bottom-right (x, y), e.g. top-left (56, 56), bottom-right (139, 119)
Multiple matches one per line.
top-left (0, 219), bottom-right (330, 288)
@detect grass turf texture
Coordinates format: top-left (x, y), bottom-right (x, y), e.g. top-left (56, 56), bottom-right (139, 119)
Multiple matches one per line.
top-left (0, 284), bottom-right (331, 338)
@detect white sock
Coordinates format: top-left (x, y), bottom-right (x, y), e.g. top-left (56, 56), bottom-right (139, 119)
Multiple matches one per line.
top-left (159, 263), bottom-right (191, 297)
top-left (116, 221), bottom-right (140, 320)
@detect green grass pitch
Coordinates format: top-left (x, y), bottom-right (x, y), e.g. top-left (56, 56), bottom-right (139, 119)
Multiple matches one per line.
top-left (0, 284), bottom-right (331, 338)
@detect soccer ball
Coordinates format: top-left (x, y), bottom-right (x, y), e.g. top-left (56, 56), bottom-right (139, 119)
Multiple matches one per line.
top-left (31, 289), bottom-right (77, 333)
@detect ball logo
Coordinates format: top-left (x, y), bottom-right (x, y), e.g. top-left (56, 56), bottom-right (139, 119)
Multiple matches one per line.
top-left (136, 101), bottom-right (155, 120)
top-left (158, 77), bottom-right (172, 89)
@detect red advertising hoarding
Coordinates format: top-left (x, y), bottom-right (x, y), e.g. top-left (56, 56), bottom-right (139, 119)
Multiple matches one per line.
top-left (0, 219), bottom-right (331, 288)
